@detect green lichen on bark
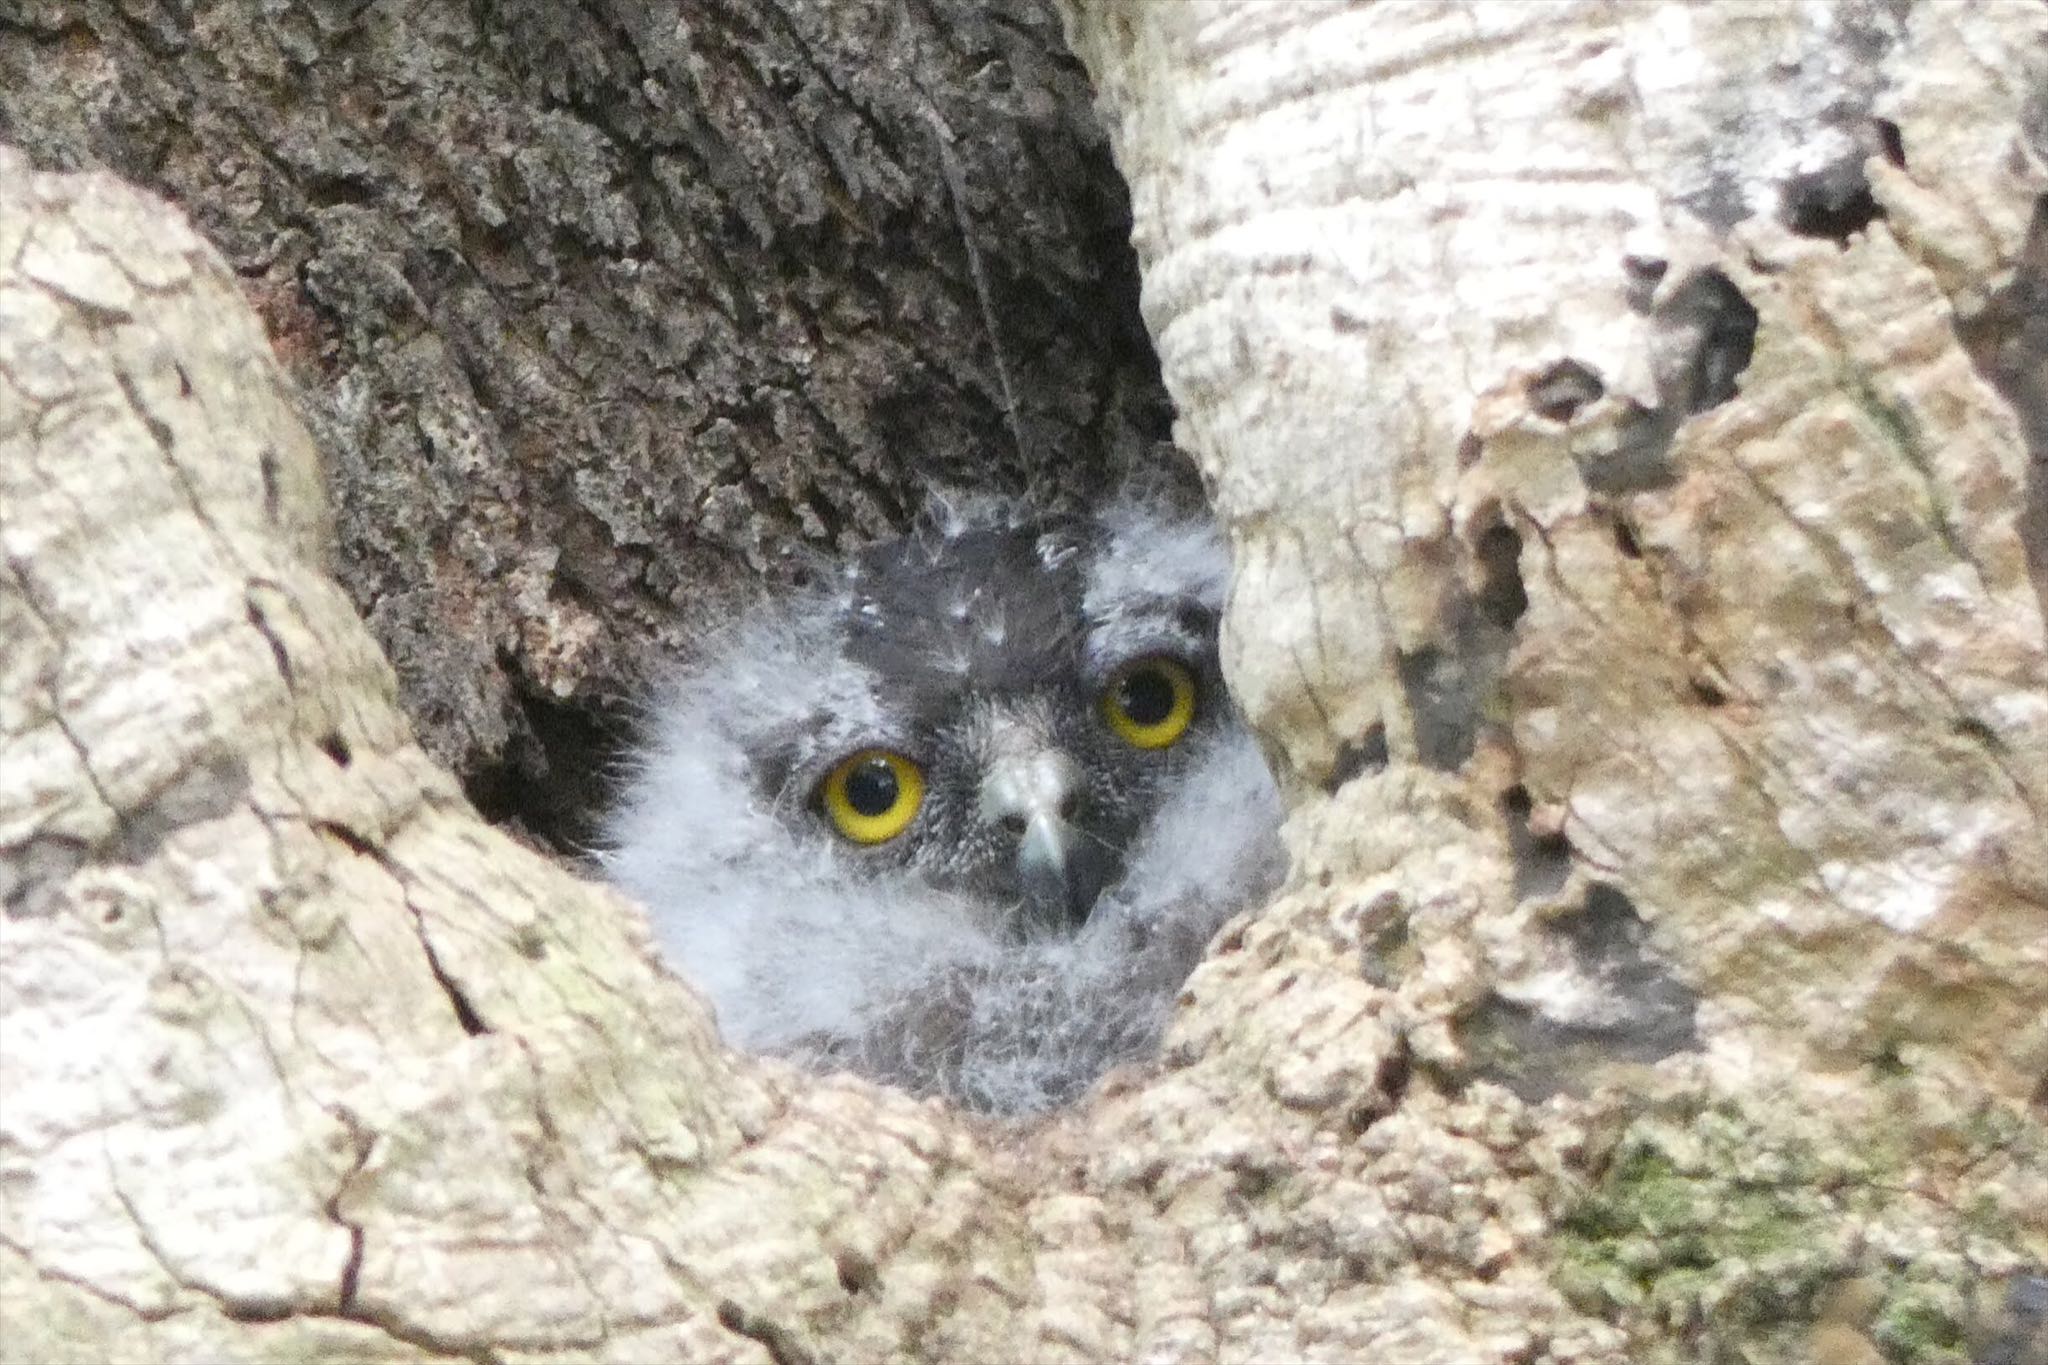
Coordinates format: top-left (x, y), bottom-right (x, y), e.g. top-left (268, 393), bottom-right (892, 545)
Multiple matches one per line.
top-left (1555, 1090), bottom-right (2046, 1362)
top-left (1871, 1281), bottom-right (1971, 1363)
top-left (1557, 1103), bottom-right (1848, 1343)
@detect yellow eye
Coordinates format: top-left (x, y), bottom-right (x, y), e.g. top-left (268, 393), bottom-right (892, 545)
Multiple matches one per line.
top-left (1102, 657), bottom-right (1197, 749)
top-left (820, 749), bottom-right (925, 844)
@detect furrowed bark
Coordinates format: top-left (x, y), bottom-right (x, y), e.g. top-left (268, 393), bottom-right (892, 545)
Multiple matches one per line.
top-left (0, 0), bottom-right (1168, 841)
top-left (4, 2), bottom-right (2046, 1363)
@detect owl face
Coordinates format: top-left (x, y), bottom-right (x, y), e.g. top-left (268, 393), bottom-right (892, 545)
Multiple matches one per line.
top-left (605, 497), bottom-right (1283, 1110)
top-left (752, 511), bottom-right (1231, 936)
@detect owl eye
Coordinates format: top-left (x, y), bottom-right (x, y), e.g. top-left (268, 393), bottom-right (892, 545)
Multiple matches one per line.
top-left (819, 749), bottom-right (925, 844)
top-left (1101, 657), bottom-right (1197, 749)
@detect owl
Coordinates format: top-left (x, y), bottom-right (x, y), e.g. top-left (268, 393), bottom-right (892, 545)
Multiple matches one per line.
top-left (602, 496), bottom-right (1285, 1114)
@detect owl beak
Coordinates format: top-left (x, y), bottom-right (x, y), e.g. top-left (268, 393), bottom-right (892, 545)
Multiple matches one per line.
top-left (1016, 814), bottom-right (1097, 931)
top-left (981, 751), bottom-right (1106, 933)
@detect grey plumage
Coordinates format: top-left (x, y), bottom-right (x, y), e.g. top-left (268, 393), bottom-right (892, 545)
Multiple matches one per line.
top-left (602, 497), bottom-right (1284, 1114)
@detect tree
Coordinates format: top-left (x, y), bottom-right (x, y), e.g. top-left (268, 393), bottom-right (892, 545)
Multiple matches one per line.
top-left (3, 2), bottom-right (2044, 1362)
top-left (0, 0), bottom-right (1169, 839)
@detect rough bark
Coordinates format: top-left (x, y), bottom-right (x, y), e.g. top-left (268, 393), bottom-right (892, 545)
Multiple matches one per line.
top-left (1060, 0), bottom-right (2048, 1359)
top-left (3, 5), bottom-right (2047, 1365)
top-left (0, 0), bottom-right (1169, 844)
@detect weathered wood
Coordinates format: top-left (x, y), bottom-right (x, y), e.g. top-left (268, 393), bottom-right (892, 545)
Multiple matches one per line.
top-left (1062, 0), bottom-right (2048, 1358)
top-left (4, 2), bottom-right (2046, 1362)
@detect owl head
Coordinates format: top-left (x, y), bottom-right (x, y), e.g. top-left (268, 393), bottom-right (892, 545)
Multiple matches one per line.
top-left (738, 499), bottom-right (1233, 936)
top-left (604, 496), bottom-right (1282, 1111)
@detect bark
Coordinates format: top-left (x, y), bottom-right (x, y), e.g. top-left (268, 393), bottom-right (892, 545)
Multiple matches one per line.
top-left (4, 4), bottom-right (2047, 1365)
top-left (1059, 0), bottom-right (2048, 1358)
top-left (0, 0), bottom-right (1169, 843)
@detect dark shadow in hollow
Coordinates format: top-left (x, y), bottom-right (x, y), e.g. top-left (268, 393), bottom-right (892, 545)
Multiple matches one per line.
top-left (1955, 194), bottom-right (2048, 623)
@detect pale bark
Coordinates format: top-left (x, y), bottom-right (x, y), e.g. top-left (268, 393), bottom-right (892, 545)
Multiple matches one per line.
top-left (1060, 0), bottom-right (2048, 1358)
top-left (4, 5), bottom-right (2047, 1365)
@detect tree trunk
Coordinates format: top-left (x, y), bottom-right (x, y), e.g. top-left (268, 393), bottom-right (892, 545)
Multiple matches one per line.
top-left (3, 3), bottom-right (2045, 1365)
top-left (0, 0), bottom-right (1169, 846)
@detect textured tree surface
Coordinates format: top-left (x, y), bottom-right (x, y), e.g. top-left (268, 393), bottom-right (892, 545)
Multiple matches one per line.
top-left (0, 0), bottom-right (1169, 841)
top-left (4, 5), bottom-right (2048, 1365)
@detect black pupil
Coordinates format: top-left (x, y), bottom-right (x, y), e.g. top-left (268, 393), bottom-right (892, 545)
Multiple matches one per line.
top-left (844, 758), bottom-right (900, 816)
top-left (1119, 668), bottom-right (1178, 726)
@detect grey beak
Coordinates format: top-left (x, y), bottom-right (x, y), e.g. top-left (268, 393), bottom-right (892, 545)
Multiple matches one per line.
top-left (981, 751), bottom-right (1105, 932)
top-left (1016, 813), bottom-right (1091, 929)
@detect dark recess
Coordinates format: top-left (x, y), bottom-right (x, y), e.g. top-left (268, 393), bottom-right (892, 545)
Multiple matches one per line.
top-left (834, 1250), bottom-right (878, 1296)
top-left (419, 932), bottom-right (489, 1036)
top-left (1622, 254), bottom-right (1669, 314)
top-left (1501, 783), bottom-right (1571, 902)
top-left (318, 821), bottom-right (376, 857)
top-left (1780, 162), bottom-right (1883, 244)
top-left (463, 682), bottom-right (634, 857)
top-left (1325, 722), bottom-right (1389, 791)
top-left (1396, 646), bottom-right (1480, 772)
top-left (1579, 418), bottom-right (1681, 495)
top-left (1560, 883), bottom-right (1699, 1052)
top-left (1956, 195), bottom-right (2048, 619)
top-left (1463, 881), bottom-right (1700, 1100)
top-left (1688, 678), bottom-right (1729, 708)
top-left (1529, 359), bottom-right (1607, 423)
top-left (1, 838), bottom-right (88, 920)
top-left (1344, 1034), bottom-right (1412, 1137)
top-left (1611, 516), bottom-right (1643, 559)
top-left (1951, 715), bottom-right (2000, 749)
top-left (1475, 521), bottom-right (1528, 628)
top-left (1660, 268), bottom-right (1759, 415)
top-left (1571, 264), bottom-right (1759, 498)
top-left (716, 1300), bottom-right (817, 1365)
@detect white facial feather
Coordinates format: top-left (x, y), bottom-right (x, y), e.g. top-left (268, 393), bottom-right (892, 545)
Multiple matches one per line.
top-left (1082, 502), bottom-right (1232, 626)
top-left (602, 499), bottom-right (1285, 1115)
